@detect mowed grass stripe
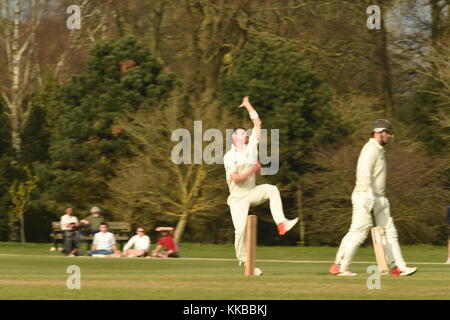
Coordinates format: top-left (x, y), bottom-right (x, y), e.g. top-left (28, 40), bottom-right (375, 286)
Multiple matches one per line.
top-left (0, 253), bottom-right (447, 265)
top-left (0, 242), bottom-right (448, 299)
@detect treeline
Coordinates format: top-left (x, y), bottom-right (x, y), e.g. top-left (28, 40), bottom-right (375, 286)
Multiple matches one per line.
top-left (0, 0), bottom-right (448, 245)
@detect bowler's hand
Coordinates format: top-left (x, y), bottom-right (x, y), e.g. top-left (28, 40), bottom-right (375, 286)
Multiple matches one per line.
top-left (238, 96), bottom-right (251, 109)
top-left (252, 161), bottom-right (261, 174)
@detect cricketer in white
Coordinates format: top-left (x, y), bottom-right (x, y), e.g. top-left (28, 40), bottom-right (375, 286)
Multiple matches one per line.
top-left (223, 96), bottom-right (298, 267)
top-left (330, 119), bottom-right (417, 276)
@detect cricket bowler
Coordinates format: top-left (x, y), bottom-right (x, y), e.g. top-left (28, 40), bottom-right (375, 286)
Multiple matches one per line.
top-left (223, 96), bottom-right (299, 270)
top-left (329, 119), bottom-right (417, 276)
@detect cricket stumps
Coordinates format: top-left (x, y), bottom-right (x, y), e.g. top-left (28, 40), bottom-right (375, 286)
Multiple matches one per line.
top-left (245, 215), bottom-right (257, 276)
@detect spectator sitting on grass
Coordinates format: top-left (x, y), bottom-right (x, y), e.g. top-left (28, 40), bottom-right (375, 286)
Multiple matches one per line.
top-left (152, 227), bottom-right (179, 258)
top-left (122, 227), bottom-right (151, 257)
top-left (89, 223), bottom-right (120, 257)
top-left (80, 206), bottom-right (105, 235)
top-left (63, 223), bottom-right (84, 256)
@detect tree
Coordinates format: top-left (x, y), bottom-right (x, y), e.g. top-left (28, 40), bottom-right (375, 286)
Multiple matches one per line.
top-left (219, 37), bottom-right (349, 187)
top-left (37, 36), bottom-right (178, 210)
top-left (0, 100), bottom-right (14, 240)
top-left (402, 36), bottom-right (450, 153)
top-left (107, 94), bottom-right (234, 244)
top-left (0, 0), bottom-right (49, 159)
top-left (429, 0), bottom-right (450, 46)
top-left (218, 37), bottom-right (350, 245)
top-left (9, 166), bottom-right (38, 243)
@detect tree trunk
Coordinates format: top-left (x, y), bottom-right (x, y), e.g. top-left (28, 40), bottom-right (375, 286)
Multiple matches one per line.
top-left (447, 1), bottom-right (450, 40)
top-left (19, 208), bottom-right (26, 243)
top-left (430, 0), bottom-right (442, 47)
top-left (9, 103), bottom-right (22, 159)
top-left (10, 0), bottom-right (22, 158)
top-left (152, 0), bottom-right (165, 58)
top-left (375, 1), bottom-right (394, 116)
top-left (8, 214), bottom-right (18, 242)
top-left (174, 211), bottom-right (189, 244)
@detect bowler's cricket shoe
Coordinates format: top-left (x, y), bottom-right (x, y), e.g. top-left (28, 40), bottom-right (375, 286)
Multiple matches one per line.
top-left (400, 267), bottom-right (417, 276)
top-left (277, 218), bottom-right (299, 236)
top-left (337, 271), bottom-right (357, 277)
top-left (328, 264), bottom-right (340, 275)
top-left (254, 267), bottom-right (263, 276)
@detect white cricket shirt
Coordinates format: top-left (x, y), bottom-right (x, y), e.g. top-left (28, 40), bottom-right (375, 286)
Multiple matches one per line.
top-left (353, 138), bottom-right (387, 196)
top-left (223, 131), bottom-right (259, 201)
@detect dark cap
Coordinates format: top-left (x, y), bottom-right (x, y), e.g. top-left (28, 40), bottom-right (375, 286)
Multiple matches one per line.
top-left (372, 119), bottom-right (393, 133)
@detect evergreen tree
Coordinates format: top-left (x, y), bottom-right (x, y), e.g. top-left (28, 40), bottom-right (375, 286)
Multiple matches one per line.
top-left (219, 38), bottom-right (349, 186)
top-left (0, 100), bottom-right (14, 240)
top-left (37, 36), bottom-right (179, 209)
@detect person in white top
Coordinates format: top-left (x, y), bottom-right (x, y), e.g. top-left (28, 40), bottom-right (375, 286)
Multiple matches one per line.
top-left (122, 227), bottom-right (151, 257)
top-left (329, 119), bottom-right (417, 276)
top-left (60, 207), bottom-right (79, 230)
top-left (223, 96), bottom-right (299, 271)
top-left (89, 223), bottom-right (118, 257)
top-left (59, 207), bottom-right (83, 254)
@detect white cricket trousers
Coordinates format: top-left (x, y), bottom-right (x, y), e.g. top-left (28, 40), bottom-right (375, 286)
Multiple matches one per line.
top-left (338, 193), bottom-right (407, 272)
top-left (228, 184), bottom-right (287, 263)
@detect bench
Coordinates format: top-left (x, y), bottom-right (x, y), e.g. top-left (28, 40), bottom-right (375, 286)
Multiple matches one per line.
top-left (50, 221), bottom-right (131, 251)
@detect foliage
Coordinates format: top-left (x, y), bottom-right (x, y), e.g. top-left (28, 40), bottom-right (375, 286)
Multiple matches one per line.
top-left (1, 2), bottom-right (449, 245)
top-left (219, 38), bottom-right (350, 186)
top-left (107, 94), bottom-right (234, 243)
top-left (36, 36), bottom-right (179, 210)
top-left (9, 166), bottom-right (38, 243)
top-left (302, 95), bottom-right (450, 245)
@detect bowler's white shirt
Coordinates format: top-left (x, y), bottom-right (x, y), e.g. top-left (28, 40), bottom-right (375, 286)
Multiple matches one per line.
top-left (353, 138), bottom-right (386, 196)
top-left (223, 132), bottom-right (259, 200)
top-left (123, 235), bottom-right (150, 251)
top-left (60, 214), bottom-right (79, 230)
top-left (93, 232), bottom-right (116, 250)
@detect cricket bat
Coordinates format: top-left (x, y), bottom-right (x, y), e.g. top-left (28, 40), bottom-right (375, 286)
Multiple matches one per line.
top-left (370, 210), bottom-right (389, 275)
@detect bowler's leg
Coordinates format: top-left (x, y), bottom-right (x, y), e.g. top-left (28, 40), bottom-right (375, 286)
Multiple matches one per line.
top-left (247, 184), bottom-right (287, 225)
top-left (229, 199), bottom-right (250, 264)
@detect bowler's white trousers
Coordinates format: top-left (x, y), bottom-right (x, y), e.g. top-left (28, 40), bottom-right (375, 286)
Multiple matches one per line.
top-left (336, 192), bottom-right (407, 271)
top-left (228, 184), bottom-right (287, 263)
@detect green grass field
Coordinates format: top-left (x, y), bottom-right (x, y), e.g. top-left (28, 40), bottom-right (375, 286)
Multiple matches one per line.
top-left (0, 242), bottom-right (449, 300)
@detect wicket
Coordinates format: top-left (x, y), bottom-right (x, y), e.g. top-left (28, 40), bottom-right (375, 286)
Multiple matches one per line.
top-left (245, 215), bottom-right (257, 276)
